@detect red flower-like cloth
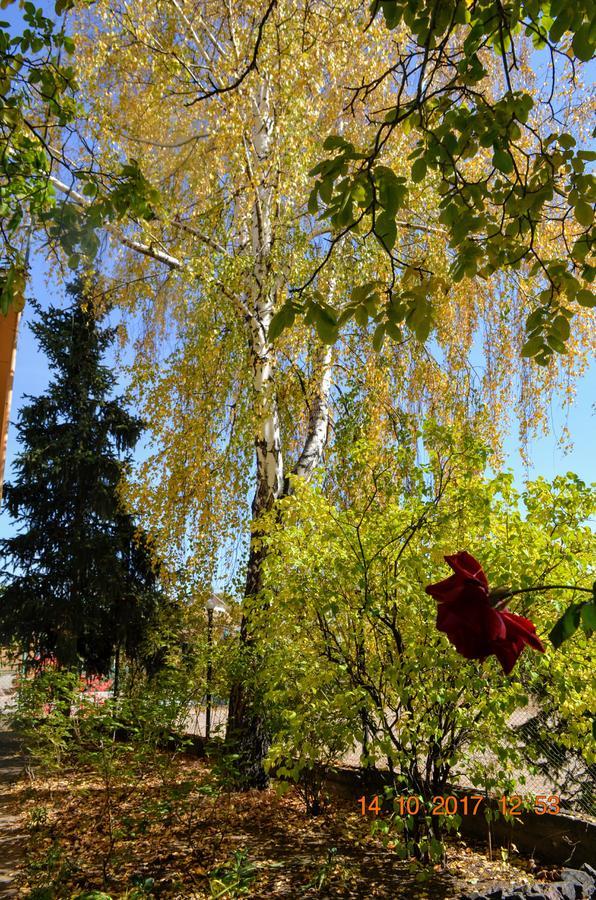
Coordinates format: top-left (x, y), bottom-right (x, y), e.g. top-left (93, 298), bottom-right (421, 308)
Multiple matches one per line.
top-left (425, 551), bottom-right (545, 674)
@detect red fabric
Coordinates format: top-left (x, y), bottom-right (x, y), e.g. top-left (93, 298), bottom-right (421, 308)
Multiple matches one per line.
top-left (426, 552), bottom-right (545, 674)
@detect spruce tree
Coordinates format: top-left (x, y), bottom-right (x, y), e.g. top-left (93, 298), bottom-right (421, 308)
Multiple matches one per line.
top-left (0, 279), bottom-right (161, 673)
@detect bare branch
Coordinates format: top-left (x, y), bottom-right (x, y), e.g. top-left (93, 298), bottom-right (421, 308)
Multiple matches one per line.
top-left (170, 217), bottom-right (227, 254)
top-left (186, 0), bottom-right (277, 104)
top-left (49, 176), bottom-right (185, 270)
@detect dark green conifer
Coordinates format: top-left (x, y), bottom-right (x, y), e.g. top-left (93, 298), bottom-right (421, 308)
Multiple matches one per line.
top-left (0, 279), bottom-right (161, 673)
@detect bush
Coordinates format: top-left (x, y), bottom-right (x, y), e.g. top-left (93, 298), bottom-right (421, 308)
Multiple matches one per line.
top-left (255, 431), bottom-right (595, 859)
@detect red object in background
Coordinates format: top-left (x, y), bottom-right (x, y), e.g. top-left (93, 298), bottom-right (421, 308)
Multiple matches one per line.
top-left (80, 675), bottom-right (113, 693)
top-left (425, 551), bottom-right (545, 674)
top-left (32, 653), bottom-right (58, 670)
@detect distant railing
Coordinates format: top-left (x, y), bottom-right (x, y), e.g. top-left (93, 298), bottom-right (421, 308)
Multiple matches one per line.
top-left (510, 707), bottom-right (596, 817)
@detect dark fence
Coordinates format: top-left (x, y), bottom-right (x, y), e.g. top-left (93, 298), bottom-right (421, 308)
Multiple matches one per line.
top-left (508, 707), bottom-right (596, 818)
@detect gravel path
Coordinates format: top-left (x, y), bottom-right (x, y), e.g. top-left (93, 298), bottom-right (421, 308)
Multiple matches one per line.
top-left (0, 673), bottom-right (24, 898)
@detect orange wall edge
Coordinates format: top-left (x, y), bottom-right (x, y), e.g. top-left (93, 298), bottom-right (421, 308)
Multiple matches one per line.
top-left (0, 307), bottom-right (21, 504)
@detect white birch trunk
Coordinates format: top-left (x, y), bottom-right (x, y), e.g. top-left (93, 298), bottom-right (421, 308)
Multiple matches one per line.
top-left (227, 83), bottom-right (335, 786)
top-left (246, 80), bottom-right (284, 516)
top-left (226, 80), bottom-right (282, 786)
top-left (292, 342), bottom-right (333, 482)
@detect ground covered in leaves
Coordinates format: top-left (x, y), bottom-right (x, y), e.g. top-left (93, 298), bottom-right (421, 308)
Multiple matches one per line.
top-left (5, 748), bottom-right (560, 899)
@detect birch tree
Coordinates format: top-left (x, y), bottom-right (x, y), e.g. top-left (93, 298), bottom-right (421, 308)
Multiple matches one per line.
top-left (66, 0), bottom-right (379, 785)
top-left (13, 0), bottom-right (594, 785)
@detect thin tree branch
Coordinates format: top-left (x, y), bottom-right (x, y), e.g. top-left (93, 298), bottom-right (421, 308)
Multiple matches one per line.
top-left (186, 0), bottom-right (277, 104)
top-left (49, 176), bottom-right (185, 269)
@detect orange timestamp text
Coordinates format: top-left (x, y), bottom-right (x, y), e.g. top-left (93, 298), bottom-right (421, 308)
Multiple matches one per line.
top-left (358, 794), bottom-right (561, 816)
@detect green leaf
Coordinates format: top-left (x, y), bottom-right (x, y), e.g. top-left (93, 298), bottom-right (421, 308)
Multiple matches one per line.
top-left (319, 177), bottom-right (333, 205)
top-left (315, 318), bottom-right (339, 344)
top-left (82, 181), bottom-right (98, 198)
top-left (386, 321), bottom-right (403, 341)
top-left (576, 289), bottom-right (595, 308)
top-left (0, 264), bottom-right (27, 315)
top-left (354, 305), bottom-right (369, 326)
top-left (552, 315), bottom-right (570, 341)
top-left (413, 315), bottom-right (431, 343)
top-left (351, 178), bottom-right (369, 207)
top-left (310, 303), bottom-right (338, 345)
top-left (492, 149), bottom-right (514, 174)
top-left (375, 211), bottom-right (397, 250)
top-left (558, 133), bottom-right (576, 150)
top-left (525, 308), bottom-right (544, 332)
top-left (571, 238), bottom-right (590, 262)
top-left (372, 322), bottom-right (385, 351)
top-left (379, 0), bottom-right (402, 29)
top-left (581, 601), bottom-right (596, 631)
top-left (549, 8), bottom-right (572, 43)
top-left (546, 332), bottom-right (567, 354)
top-left (375, 166), bottom-right (406, 215)
top-left (549, 603), bottom-right (583, 648)
top-left (574, 200), bottom-right (593, 227)
top-left (351, 282), bottom-right (378, 304)
top-left (520, 335), bottom-right (543, 358)
top-left (268, 304), bottom-right (295, 341)
top-left (571, 24), bottom-right (595, 62)
top-left (411, 158), bottom-right (427, 183)
top-left (322, 134), bottom-right (352, 152)
top-left (75, 892), bottom-right (113, 900)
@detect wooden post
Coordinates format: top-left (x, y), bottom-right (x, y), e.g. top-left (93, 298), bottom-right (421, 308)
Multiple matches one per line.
top-left (0, 307), bottom-right (20, 503)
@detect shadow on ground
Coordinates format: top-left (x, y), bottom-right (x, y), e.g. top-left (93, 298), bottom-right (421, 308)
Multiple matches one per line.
top-left (0, 672), bottom-right (24, 898)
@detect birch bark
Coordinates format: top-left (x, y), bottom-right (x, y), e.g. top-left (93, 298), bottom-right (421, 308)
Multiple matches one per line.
top-left (225, 80), bottom-right (283, 786)
top-left (225, 81), bottom-right (335, 786)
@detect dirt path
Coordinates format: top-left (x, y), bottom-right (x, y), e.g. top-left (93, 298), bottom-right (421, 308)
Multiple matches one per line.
top-left (0, 673), bottom-right (24, 898)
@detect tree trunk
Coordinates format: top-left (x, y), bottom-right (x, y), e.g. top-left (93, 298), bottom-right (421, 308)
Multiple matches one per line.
top-left (225, 81), bottom-right (335, 789)
top-left (225, 80), bottom-right (281, 788)
top-left (225, 539), bottom-right (272, 788)
top-left (226, 339), bottom-right (334, 787)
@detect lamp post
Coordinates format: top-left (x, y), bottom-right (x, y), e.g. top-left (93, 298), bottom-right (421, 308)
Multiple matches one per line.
top-left (205, 594), bottom-right (227, 741)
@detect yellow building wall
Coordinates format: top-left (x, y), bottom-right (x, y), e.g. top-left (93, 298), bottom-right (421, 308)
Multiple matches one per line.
top-left (0, 308), bottom-right (20, 502)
